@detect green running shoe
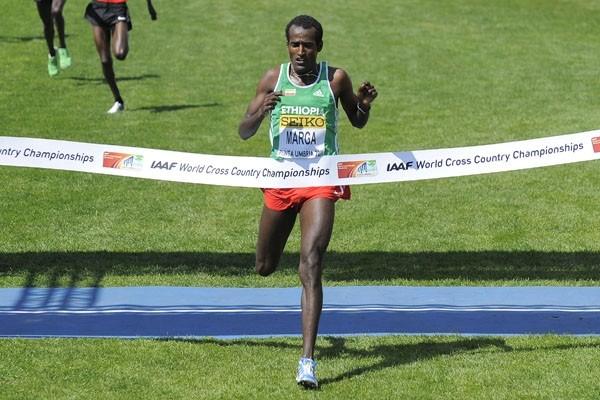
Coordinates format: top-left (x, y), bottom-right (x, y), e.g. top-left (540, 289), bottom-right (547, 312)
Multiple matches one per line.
top-left (48, 54), bottom-right (59, 76)
top-left (57, 48), bottom-right (72, 69)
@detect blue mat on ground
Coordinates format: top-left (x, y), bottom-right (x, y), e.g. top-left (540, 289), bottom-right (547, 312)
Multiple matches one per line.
top-left (1, 286), bottom-right (599, 338)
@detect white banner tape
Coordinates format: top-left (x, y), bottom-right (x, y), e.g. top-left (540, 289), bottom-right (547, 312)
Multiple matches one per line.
top-left (1, 131), bottom-right (600, 188)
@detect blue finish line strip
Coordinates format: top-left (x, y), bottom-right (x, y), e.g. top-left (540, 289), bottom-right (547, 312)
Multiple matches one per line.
top-left (1, 286), bottom-right (599, 338)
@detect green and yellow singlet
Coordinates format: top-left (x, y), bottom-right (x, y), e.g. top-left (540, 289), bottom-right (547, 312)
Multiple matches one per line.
top-left (269, 61), bottom-right (339, 159)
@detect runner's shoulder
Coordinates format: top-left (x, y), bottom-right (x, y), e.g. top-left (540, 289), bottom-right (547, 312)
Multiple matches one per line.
top-left (258, 66), bottom-right (281, 92)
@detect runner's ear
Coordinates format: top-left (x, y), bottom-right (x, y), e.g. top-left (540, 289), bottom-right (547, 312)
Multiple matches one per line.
top-left (317, 41), bottom-right (323, 52)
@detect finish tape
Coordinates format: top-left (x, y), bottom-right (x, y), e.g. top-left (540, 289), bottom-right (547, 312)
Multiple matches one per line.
top-left (1, 130), bottom-right (600, 188)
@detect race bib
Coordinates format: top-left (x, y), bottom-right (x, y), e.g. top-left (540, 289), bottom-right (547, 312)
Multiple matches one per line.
top-left (276, 113), bottom-right (326, 158)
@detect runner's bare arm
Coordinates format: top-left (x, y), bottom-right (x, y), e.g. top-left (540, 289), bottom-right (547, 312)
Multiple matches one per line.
top-left (239, 68), bottom-right (281, 140)
top-left (335, 69), bottom-right (378, 128)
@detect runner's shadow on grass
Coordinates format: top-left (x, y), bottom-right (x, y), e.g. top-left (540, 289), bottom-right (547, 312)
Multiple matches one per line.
top-left (160, 336), bottom-right (512, 387)
top-left (164, 336), bottom-right (600, 388)
top-left (68, 74), bottom-right (160, 85)
top-left (0, 34), bottom-right (71, 43)
top-left (316, 336), bottom-right (600, 387)
top-left (1, 250), bottom-right (600, 287)
top-left (317, 336), bottom-right (512, 386)
top-left (128, 103), bottom-right (221, 113)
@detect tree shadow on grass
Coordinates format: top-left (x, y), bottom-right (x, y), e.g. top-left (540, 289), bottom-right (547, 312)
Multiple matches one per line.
top-left (1, 250), bottom-right (599, 288)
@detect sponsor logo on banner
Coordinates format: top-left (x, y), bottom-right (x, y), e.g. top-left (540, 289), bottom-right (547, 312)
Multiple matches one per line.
top-left (337, 160), bottom-right (378, 178)
top-left (592, 137), bottom-right (600, 153)
top-left (103, 152), bottom-right (143, 170)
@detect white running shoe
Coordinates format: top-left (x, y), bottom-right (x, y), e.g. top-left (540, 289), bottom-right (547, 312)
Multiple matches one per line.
top-left (107, 101), bottom-right (124, 114)
top-left (296, 358), bottom-right (318, 389)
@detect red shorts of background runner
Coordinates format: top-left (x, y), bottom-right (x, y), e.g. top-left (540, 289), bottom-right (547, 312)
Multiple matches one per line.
top-left (262, 186), bottom-right (351, 211)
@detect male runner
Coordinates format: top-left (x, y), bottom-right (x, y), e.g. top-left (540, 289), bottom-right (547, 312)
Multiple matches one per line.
top-left (239, 15), bottom-right (377, 389)
top-left (84, 0), bottom-right (157, 114)
top-left (35, 0), bottom-right (72, 76)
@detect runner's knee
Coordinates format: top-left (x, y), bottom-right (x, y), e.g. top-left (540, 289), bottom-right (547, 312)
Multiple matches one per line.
top-left (300, 270), bottom-right (322, 290)
top-left (299, 254), bottom-right (322, 287)
top-left (255, 259), bottom-right (276, 277)
top-left (50, 8), bottom-right (62, 20)
top-left (114, 48), bottom-right (128, 60)
top-left (255, 255), bottom-right (279, 276)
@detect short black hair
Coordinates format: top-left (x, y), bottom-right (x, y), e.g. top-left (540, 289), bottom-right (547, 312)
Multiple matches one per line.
top-left (285, 15), bottom-right (323, 45)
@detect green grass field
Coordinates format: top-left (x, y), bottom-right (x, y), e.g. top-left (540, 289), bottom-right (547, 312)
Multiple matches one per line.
top-left (2, 0), bottom-right (600, 398)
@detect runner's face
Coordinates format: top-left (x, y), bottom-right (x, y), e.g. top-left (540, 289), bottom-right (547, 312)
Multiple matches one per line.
top-left (287, 25), bottom-right (320, 75)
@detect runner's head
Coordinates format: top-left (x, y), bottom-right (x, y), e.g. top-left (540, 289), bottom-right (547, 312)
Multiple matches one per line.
top-left (285, 15), bottom-right (323, 47)
top-left (285, 15), bottom-right (323, 76)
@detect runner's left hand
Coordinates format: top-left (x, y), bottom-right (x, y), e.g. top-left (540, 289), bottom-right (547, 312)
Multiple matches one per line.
top-left (357, 81), bottom-right (377, 108)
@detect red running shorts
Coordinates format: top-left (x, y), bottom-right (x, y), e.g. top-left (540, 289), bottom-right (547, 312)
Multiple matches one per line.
top-left (262, 186), bottom-right (351, 211)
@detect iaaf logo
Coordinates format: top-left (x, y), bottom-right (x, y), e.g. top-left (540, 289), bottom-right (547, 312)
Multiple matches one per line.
top-left (337, 160), bottom-right (377, 178)
top-left (592, 137), bottom-right (600, 153)
top-left (103, 152), bottom-right (143, 170)
top-left (151, 160), bottom-right (178, 170)
top-left (386, 161), bottom-right (414, 171)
